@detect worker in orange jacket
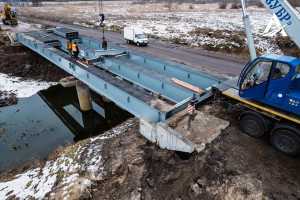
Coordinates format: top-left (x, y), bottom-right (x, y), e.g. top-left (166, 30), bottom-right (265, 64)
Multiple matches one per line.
top-left (187, 98), bottom-right (197, 130)
top-left (66, 40), bottom-right (72, 58)
top-left (72, 42), bottom-right (79, 60)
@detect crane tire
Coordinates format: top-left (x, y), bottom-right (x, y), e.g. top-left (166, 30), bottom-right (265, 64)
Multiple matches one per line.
top-left (271, 128), bottom-right (300, 155)
top-left (240, 114), bottom-right (265, 138)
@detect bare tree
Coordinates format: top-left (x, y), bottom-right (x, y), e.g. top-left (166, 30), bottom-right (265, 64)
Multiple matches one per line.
top-left (31, 0), bottom-right (42, 7)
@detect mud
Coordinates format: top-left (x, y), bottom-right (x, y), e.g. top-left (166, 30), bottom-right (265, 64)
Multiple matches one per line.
top-left (0, 90), bottom-right (17, 107)
top-left (89, 101), bottom-right (300, 200)
top-left (0, 34), bottom-right (69, 82)
top-left (0, 33), bottom-right (69, 106)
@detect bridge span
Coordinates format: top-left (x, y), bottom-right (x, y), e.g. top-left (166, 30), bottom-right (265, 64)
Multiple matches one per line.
top-left (15, 28), bottom-right (227, 152)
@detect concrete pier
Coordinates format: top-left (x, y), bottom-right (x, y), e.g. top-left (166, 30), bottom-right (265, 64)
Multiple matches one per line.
top-left (76, 81), bottom-right (93, 111)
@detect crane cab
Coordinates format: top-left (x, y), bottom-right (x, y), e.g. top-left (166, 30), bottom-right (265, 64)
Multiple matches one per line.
top-left (238, 53), bottom-right (300, 115)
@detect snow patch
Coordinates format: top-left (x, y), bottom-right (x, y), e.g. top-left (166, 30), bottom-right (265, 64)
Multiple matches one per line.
top-left (0, 73), bottom-right (57, 98)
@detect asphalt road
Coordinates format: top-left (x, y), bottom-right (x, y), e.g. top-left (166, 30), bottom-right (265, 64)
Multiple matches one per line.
top-left (18, 17), bottom-right (249, 77)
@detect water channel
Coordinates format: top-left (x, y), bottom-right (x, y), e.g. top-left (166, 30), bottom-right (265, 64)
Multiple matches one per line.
top-left (0, 85), bottom-right (132, 172)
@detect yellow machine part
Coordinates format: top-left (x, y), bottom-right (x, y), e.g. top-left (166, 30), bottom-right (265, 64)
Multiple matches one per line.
top-left (3, 4), bottom-right (13, 19)
top-left (1, 3), bottom-right (18, 25)
top-left (1, 11), bottom-right (6, 19)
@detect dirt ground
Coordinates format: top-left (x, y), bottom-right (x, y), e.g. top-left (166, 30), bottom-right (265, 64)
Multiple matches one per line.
top-left (0, 34), bottom-right (68, 82)
top-left (0, 33), bottom-right (69, 106)
top-left (86, 101), bottom-right (300, 200)
top-left (0, 28), bottom-right (299, 200)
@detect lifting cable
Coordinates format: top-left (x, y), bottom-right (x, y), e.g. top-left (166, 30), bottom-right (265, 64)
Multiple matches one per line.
top-left (98, 0), bottom-right (105, 38)
top-left (98, 0), bottom-right (103, 14)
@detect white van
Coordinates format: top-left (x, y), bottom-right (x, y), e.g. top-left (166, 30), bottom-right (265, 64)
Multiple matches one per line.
top-left (124, 27), bottom-right (148, 46)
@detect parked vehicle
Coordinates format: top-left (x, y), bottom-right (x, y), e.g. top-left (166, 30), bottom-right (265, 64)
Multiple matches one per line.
top-left (124, 27), bottom-right (148, 46)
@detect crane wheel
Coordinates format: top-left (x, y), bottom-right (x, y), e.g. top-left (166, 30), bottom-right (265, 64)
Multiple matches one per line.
top-left (240, 114), bottom-right (265, 138)
top-left (271, 127), bottom-right (300, 155)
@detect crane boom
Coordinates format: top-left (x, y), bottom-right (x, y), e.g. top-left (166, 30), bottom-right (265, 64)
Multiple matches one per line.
top-left (240, 0), bottom-right (257, 60)
top-left (260, 0), bottom-right (300, 48)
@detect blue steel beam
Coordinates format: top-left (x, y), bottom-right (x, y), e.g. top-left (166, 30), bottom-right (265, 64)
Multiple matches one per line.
top-left (17, 33), bottom-right (174, 123)
top-left (127, 53), bottom-right (218, 89)
top-left (43, 32), bottom-right (219, 91)
top-left (100, 57), bottom-right (199, 103)
top-left (28, 32), bottom-right (199, 103)
top-left (80, 36), bottom-right (220, 89)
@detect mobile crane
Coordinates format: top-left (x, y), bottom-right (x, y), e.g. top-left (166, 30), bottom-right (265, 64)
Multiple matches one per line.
top-left (1, 4), bottom-right (18, 25)
top-left (209, 0), bottom-right (300, 155)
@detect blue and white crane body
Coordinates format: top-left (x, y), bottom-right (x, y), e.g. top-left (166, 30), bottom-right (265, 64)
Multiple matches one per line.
top-left (238, 53), bottom-right (300, 115)
top-left (214, 0), bottom-right (300, 155)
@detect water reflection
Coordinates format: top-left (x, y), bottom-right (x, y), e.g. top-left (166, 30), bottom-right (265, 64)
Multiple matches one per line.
top-left (0, 85), bottom-right (132, 171)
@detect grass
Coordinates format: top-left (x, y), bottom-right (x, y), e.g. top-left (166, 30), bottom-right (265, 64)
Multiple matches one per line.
top-left (189, 27), bottom-right (253, 58)
top-left (26, 180), bottom-right (33, 188)
top-left (276, 35), bottom-right (300, 58)
top-left (56, 169), bottom-right (65, 182)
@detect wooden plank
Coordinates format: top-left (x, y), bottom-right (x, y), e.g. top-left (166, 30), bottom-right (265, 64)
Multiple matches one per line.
top-left (171, 77), bottom-right (205, 94)
top-left (76, 60), bottom-right (89, 69)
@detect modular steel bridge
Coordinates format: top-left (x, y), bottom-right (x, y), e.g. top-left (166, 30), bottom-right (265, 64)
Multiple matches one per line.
top-left (16, 28), bottom-right (225, 124)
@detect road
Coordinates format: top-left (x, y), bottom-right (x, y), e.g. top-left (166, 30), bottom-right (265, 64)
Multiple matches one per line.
top-left (17, 17), bottom-right (249, 77)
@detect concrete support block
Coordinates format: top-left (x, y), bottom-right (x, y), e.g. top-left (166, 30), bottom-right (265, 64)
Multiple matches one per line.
top-left (139, 117), bottom-right (157, 142)
top-left (139, 117), bottom-right (194, 153)
top-left (76, 81), bottom-right (93, 111)
top-left (60, 76), bottom-right (77, 87)
top-left (156, 122), bottom-right (195, 153)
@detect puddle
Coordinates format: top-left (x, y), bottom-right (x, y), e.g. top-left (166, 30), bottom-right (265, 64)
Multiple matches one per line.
top-left (0, 85), bottom-right (132, 172)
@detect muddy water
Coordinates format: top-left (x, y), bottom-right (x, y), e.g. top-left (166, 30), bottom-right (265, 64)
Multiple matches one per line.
top-left (0, 85), bottom-right (132, 172)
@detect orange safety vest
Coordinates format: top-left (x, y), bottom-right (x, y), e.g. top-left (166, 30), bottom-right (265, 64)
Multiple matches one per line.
top-left (187, 104), bottom-right (195, 114)
top-left (66, 41), bottom-right (72, 51)
top-left (72, 43), bottom-right (78, 52)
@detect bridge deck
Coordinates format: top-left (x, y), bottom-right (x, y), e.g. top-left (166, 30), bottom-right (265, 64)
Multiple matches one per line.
top-left (17, 29), bottom-right (223, 123)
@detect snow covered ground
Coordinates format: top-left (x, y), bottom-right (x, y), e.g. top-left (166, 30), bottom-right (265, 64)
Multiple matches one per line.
top-left (12, 1), bottom-right (300, 55)
top-left (0, 73), bottom-right (57, 98)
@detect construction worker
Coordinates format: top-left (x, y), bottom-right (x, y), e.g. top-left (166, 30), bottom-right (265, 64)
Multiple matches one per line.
top-left (272, 68), bottom-right (283, 80)
top-left (187, 98), bottom-right (197, 130)
top-left (72, 42), bottom-right (79, 60)
top-left (102, 37), bottom-right (107, 50)
top-left (66, 39), bottom-right (72, 58)
top-left (99, 13), bottom-right (105, 27)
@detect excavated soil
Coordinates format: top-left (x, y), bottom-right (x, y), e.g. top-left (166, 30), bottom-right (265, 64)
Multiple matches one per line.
top-left (0, 33), bottom-right (69, 107)
top-left (88, 102), bottom-right (300, 200)
top-left (0, 34), bottom-right (68, 82)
